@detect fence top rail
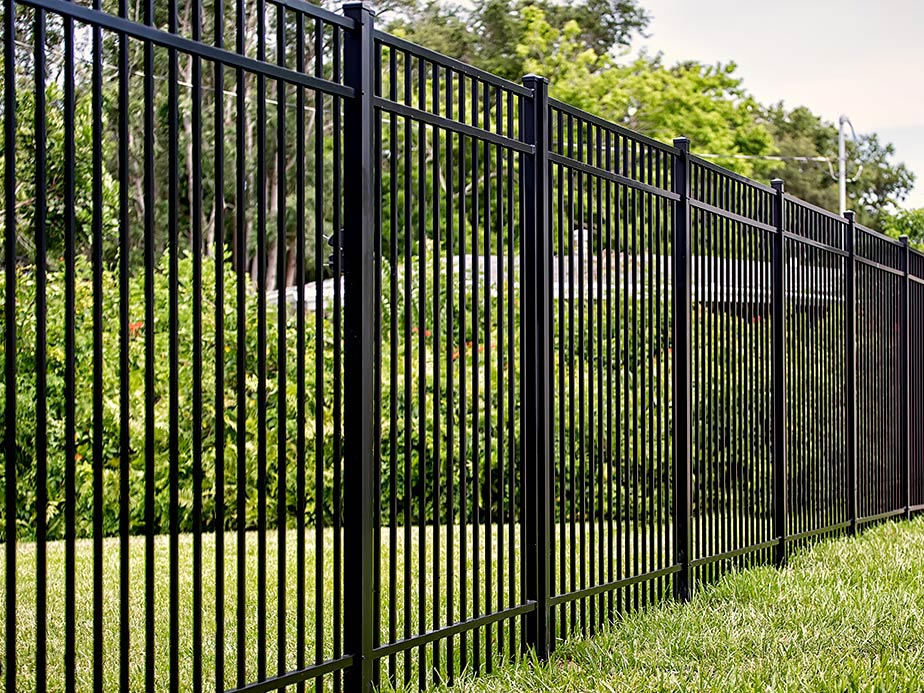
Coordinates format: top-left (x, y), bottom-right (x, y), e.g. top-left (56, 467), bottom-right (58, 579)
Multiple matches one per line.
top-left (690, 154), bottom-right (777, 195)
top-left (856, 221), bottom-right (904, 247)
top-left (271, 0), bottom-right (358, 30)
top-left (373, 30), bottom-right (533, 98)
top-left (783, 193), bottom-right (850, 226)
top-left (21, 0), bottom-right (356, 97)
top-left (55, 0), bottom-right (357, 31)
top-left (548, 97), bottom-right (680, 156)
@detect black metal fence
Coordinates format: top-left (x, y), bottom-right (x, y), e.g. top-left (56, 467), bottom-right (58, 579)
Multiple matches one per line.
top-left (1, 0), bottom-right (923, 690)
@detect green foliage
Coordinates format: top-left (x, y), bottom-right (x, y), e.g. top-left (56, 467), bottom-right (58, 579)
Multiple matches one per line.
top-left (2, 3), bottom-right (340, 288)
top-left (0, 255), bottom-right (339, 540)
top-left (883, 207), bottom-right (924, 248)
top-left (515, 7), bottom-right (775, 177)
top-left (759, 105), bottom-right (839, 208)
top-left (691, 306), bottom-right (772, 518)
top-left (1, 243), bottom-right (682, 539)
top-left (689, 301), bottom-right (850, 521)
top-left (386, 0), bottom-right (914, 228)
top-left (0, 246), bottom-right (530, 538)
top-left (0, 78), bottom-right (120, 263)
top-left (376, 242), bottom-right (526, 526)
top-left (762, 105), bottom-right (916, 229)
top-left (382, 0), bottom-right (650, 82)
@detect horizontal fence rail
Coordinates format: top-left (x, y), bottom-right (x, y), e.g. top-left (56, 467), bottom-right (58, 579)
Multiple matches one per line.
top-left (2, 1), bottom-right (924, 691)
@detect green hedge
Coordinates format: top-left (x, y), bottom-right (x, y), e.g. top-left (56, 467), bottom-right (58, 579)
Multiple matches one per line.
top-left (1, 254), bottom-right (340, 540)
top-left (4, 253), bottom-right (853, 542)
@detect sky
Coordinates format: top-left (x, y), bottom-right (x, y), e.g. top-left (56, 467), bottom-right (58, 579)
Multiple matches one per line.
top-left (629, 0), bottom-right (924, 209)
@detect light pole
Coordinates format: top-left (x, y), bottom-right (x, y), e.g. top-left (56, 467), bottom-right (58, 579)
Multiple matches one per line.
top-left (838, 115), bottom-right (861, 214)
top-left (839, 115), bottom-right (848, 213)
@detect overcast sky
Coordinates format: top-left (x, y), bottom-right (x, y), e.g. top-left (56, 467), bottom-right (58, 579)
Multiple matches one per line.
top-left (629, 0), bottom-right (924, 209)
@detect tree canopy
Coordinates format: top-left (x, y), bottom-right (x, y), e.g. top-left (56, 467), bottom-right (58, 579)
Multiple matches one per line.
top-left (2, 0), bottom-right (918, 281)
top-left (760, 105), bottom-right (915, 230)
top-left (383, 0), bottom-right (917, 228)
top-left (382, 0), bottom-right (651, 82)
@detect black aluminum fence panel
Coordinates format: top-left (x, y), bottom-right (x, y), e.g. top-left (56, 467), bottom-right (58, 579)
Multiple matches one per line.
top-left (855, 225), bottom-right (905, 523)
top-left (912, 259), bottom-right (924, 511)
top-left (911, 249), bottom-right (924, 281)
top-left (688, 158), bottom-right (776, 583)
top-left (0, 0), bottom-right (352, 690)
top-left (546, 98), bottom-right (678, 640)
top-left (368, 32), bottom-right (530, 691)
top-left (782, 197), bottom-right (850, 548)
top-left (3, 2), bottom-right (924, 691)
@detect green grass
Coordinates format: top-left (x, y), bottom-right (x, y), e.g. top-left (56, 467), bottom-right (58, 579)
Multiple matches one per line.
top-left (431, 516), bottom-right (924, 692)
top-left (0, 524), bottom-right (532, 691)
top-left (0, 519), bottom-right (666, 691)
top-left (4, 518), bottom-right (921, 691)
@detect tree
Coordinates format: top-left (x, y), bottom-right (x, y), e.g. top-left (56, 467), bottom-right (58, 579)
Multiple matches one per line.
top-left (382, 0), bottom-right (650, 82)
top-left (0, 62), bottom-right (119, 266)
top-left (761, 105), bottom-right (915, 229)
top-left (847, 133), bottom-right (916, 230)
top-left (882, 208), bottom-right (924, 248)
top-left (515, 8), bottom-right (776, 175)
top-left (759, 104), bottom-right (839, 210)
top-left (1, 0), bottom-right (342, 288)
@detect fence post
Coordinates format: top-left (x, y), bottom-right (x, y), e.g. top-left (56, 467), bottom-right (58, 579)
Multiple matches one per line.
top-left (901, 235), bottom-right (911, 520)
top-left (521, 73), bottom-right (552, 659)
top-left (844, 211), bottom-right (858, 535)
top-left (771, 178), bottom-right (788, 567)
top-left (342, 3), bottom-right (376, 690)
top-left (671, 137), bottom-right (692, 602)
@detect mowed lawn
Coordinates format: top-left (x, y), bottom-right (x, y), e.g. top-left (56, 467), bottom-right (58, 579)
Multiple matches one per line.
top-left (430, 516), bottom-right (924, 692)
top-left (0, 523), bottom-right (529, 690)
top-left (0, 518), bottom-right (671, 691)
top-left (4, 517), bottom-right (924, 690)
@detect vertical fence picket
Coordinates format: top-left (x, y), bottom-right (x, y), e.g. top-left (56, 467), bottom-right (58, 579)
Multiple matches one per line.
top-left (3, 0), bottom-right (18, 689)
top-left (671, 137), bottom-right (692, 602)
top-left (902, 236), bottom-right (911, 519)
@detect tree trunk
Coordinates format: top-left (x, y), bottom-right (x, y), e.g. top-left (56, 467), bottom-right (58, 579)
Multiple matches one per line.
top-left (246, 104), bottom-right (257, 287)
top-left (183, 54), bottom-right (196, 254)
top-left (265, 155), bottom-right (280, 291)
top-left (285, 241), bottom-right (298, 288)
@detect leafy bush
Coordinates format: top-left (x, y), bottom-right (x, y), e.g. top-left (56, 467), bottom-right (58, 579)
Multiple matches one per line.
top-left (1, 253), bottom-right (339, 540)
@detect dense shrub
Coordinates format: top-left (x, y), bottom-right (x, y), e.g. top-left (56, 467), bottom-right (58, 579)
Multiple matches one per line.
top-left (4, 250), bottom-right (859, 542)
top-left (1, 253), bottom-right (340, 540)
top-left (2, 244), bottom-right (681, 539)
